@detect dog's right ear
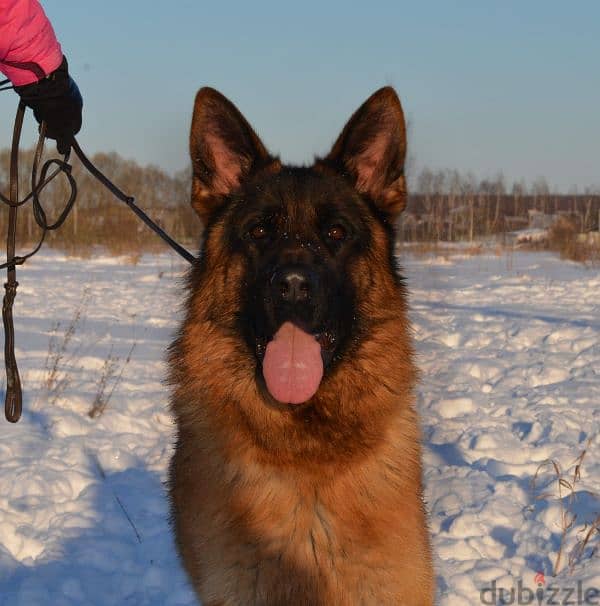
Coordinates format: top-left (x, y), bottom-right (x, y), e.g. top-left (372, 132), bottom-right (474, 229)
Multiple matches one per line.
top-left (189, 87), bottom-right (277, 223)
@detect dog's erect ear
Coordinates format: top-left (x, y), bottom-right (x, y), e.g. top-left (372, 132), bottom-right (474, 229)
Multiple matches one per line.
top-left (321, 87), bottom-right (407, 220)
top-left (189, 87), bottom-right (276, 222)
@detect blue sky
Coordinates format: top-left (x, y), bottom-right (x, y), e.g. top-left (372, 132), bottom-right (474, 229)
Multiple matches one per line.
top-left (2, 0), bottom-right (599, 191)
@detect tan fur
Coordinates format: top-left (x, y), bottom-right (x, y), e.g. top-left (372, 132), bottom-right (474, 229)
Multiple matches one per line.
top-left (168, 213), bottom-right (434, 605)
top-left (168, 86), bottom-right (434, 605)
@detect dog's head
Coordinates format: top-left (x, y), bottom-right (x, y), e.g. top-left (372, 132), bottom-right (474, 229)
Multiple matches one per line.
top-left (173, 87), bottom-right (414, 458)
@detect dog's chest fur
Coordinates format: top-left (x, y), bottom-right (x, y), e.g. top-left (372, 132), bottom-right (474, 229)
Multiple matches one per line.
top-left (171, 424), bottom-right (432, 606)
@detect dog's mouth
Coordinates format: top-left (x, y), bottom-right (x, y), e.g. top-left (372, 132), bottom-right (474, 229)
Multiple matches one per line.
top-left (255, 322), bottom-right (336, 405)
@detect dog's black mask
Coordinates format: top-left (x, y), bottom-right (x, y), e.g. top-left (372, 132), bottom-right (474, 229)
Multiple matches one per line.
top-left (227, 167), bottom-right (370, 373)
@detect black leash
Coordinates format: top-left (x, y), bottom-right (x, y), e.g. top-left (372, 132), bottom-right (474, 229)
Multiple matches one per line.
top-left (1, 102), bottom-right (195, 422)
top-left (70, 139), bottom-right (195, 265)
top-left (0, 78), bottom-right (14, 92)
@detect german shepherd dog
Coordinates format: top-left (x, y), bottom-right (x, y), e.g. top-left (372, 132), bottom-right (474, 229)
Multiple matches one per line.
top-left (168, 87), bottom-right (434, 605)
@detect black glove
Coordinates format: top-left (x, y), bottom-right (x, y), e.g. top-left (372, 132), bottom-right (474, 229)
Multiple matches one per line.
top-left (15, 56), bottom-right (83, 155)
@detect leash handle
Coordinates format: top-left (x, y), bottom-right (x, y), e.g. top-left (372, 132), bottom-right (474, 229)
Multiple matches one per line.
top-left (3, 281), bottom-right (21, 422)
top-left (3, 103), bottom-right (25, 422)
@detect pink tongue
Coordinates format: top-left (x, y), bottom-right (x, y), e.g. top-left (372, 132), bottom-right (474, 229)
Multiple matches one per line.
top-left (262, 322), bottom-right (324, 404)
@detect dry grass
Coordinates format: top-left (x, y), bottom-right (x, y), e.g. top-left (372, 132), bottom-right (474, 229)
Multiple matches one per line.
top-left (569, 513), bottom-right (600, 573)
top-left (531, 439), bottom-right (598, 576)
top-left (532, 459), bottom-right (577, 576)
top-left (88, 451), bottom-right (142, 544)
top-left (548, 217), bottom-right (600, 265)
top-left (36, 290), bottom-right (89, 407)
top-left (88, 341), bottom-right (137, 419)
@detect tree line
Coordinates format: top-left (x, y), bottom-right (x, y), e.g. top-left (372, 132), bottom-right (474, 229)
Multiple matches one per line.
top-left (1, 148), bottom-right (599, 255)
top-left (0, 147), bottom-right (200, 257)
top-left (402, 169), bottom-right (600, 242)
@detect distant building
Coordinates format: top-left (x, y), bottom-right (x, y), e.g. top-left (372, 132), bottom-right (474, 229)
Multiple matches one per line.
top-left (528, 210), bottom-right (555, 229)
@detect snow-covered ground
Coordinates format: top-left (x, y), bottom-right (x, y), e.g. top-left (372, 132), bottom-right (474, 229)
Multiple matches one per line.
top-left (0, 248), bottom-right (597, 605)
top-left (409, 251), bottom-right (600, 604)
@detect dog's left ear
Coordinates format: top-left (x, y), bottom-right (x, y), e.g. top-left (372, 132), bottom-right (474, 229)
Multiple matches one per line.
top-left (321, 87), bottom-right (407, 220)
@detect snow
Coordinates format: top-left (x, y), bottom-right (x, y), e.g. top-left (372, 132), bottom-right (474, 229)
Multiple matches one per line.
top-left (406, 250), bottom-right (600, 603)
top-left (0, 248), bottom-right (598, 605)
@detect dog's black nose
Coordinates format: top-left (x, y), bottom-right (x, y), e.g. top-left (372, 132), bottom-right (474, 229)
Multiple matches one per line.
top-left (271, 266), bottom-right (317, 304)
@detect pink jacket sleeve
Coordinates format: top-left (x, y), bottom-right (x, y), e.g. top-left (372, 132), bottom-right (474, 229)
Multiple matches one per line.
top-left (0, 0), bottom-right (63, 85)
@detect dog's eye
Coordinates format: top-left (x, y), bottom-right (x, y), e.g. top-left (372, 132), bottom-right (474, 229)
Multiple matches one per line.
top-left (249, 224), bottom-right (269, 240)
top-left (327, 225), bottom-right (347, 242)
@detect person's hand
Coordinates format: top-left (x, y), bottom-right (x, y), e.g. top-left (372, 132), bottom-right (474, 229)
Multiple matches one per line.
top-left (15, 56), bottom-right (82, 155)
